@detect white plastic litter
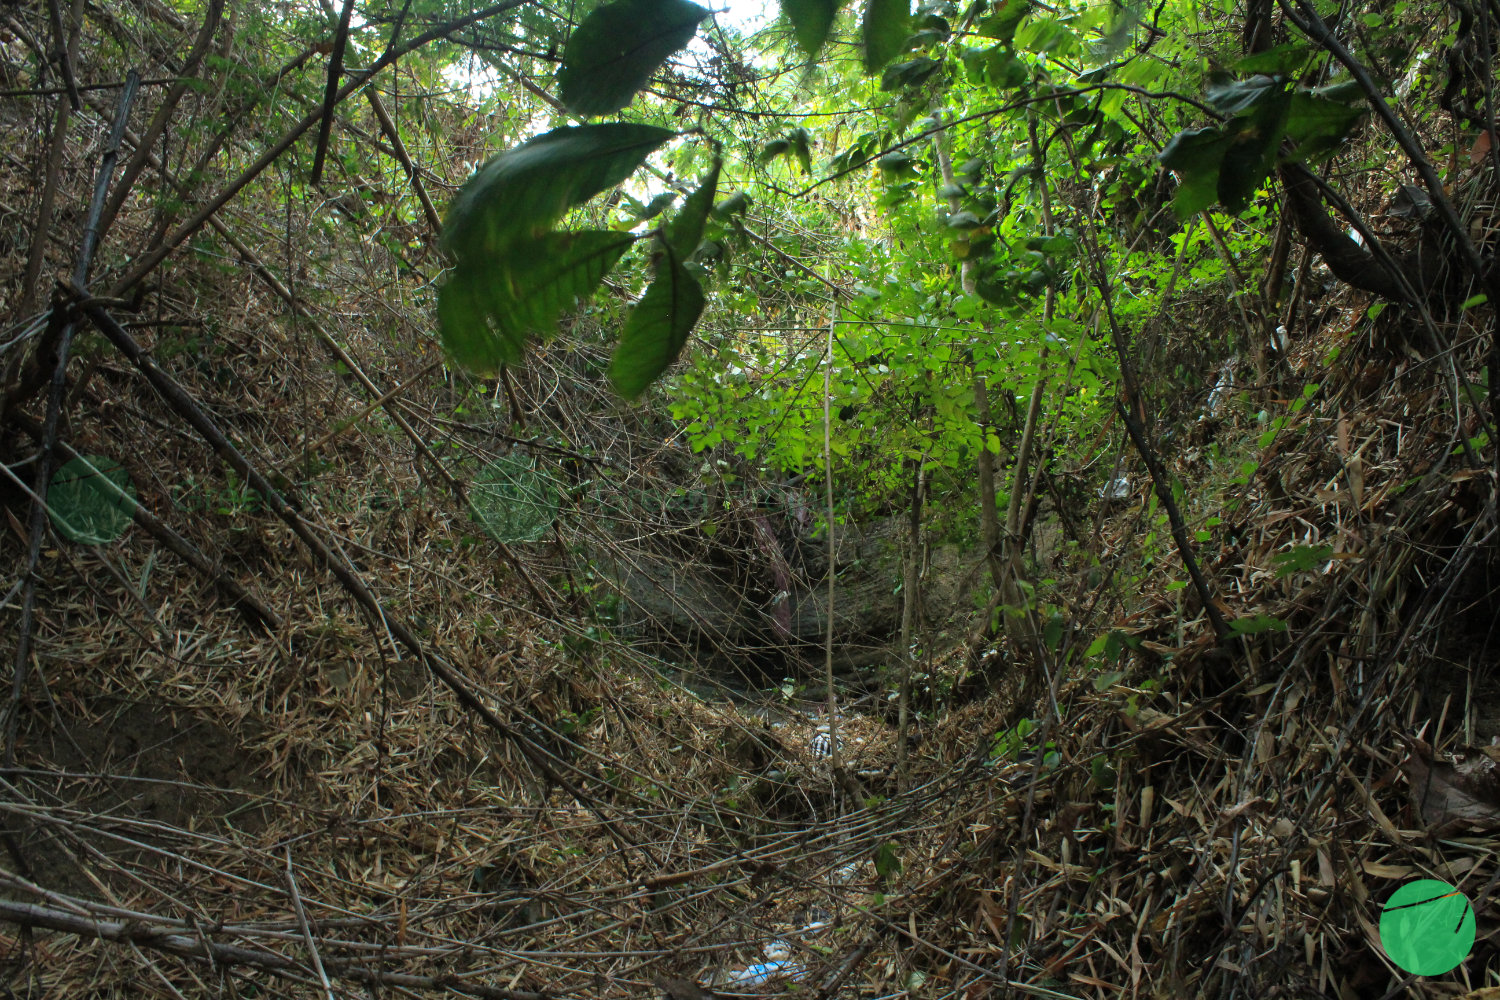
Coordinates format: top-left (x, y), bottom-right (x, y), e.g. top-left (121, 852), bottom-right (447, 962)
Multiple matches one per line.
top-left (1206, 358), bottom-right (1236, 416)
top-left (727, 961), bottom-right (805, 985)
top-left (1098, 477), bottom-right (1130, 501)
top-left (809, 724), bottom-right (839, 760)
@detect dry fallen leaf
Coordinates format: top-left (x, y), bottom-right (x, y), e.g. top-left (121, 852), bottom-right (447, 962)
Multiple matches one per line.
top-left (1402, 739), bottom-right (1500, 834)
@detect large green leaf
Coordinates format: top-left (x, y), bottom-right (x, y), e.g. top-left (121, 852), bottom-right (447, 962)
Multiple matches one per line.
top-left (975, 0), bottom-right (1030, 44)
top-left (557, 0), bottom-right (708, 117)
top-left (665, 157), bottom-right (721, 258)
top-left (442, 124), bottom-right (673, 260)
top-left (863, 0), bottom-right (910, 74)
top-left (1205, 73), bottom-right (1283, 114)
top-left (438, 263), bottom-right (525, 373)
top-left (1217, 92), bottom-right (1289, 213)
top-left (609, 245), bottom-right (705, 398)
top-left (439, 231), bottom-right (637, 374)
top-left (508, 230), bottom-right (639, 333)
top-left (780, 0), bottom-right (838, 57)
top-left (1283, 92), bottom-right (1366, 158)
top-left (881, 55), bottom-right (941, 90)
top-left (1159, 126), bottom-right (1229, 218)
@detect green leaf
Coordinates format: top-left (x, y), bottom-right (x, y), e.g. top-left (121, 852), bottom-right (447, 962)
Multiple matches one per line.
top-left (637, 191), bottom-right (677, 219)
top-left (1217, 93), bottom-right (1289, 213)
top-left (874, 841), bottom-right (902, 879)
top-left (438, 264), bottom-right (525, 374)
top-left (1159, 127), bottom-right (1228, 217)
top-left (1228, 613), bottom-right (1288, 634)
top-left (48, 455), bottom-right (136, 545)
top-left (1205, 74), bottom-right (1284, 114)
top-left (510, 230), bottom-right (638, 333)
top-left (712, 190), bottom-right (751, 219)
top-left (876, 150), bottom-right (918, 176)
top-left (862, 0), bottom-right (911, 74)
top-left (759, 137), bottom-right (792, 164)
top-left (1271, 543), bottom-right (1334, 577)
top-left (1233, 41), bottom-right (1316, 75)
top-left (439, 231), bottom-right (635, 374)
top-left (442, 124), bottom-right (673, 259)
top-left (609, 244), bottom-right (706, 398)
top-left (781, 0), bottom-right (838, 57)
top-left (665, 157), bottom-right (721, 258)
top-left (975, 0), bottom-right (1030, 44)
top-left (1282, 92), bottom-right (1365, 158)
top-left (787, 127), bottom-right (813, 174)
top-left (880, 55), bottom-right (941, 90)
top-left (557, 0), bottom-right (708, 116)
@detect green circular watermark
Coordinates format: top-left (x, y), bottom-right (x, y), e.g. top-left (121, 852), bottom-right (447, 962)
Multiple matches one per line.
top-left (1379, 879), bottom-right (1475, 976)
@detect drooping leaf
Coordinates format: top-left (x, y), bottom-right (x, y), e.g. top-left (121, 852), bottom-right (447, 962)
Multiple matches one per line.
top-left (1159, 126), bottom-right (1229, 218)
top-left (609, 245), bottom-right (706, 398)
top-left (665, 157), bottom-right (721, 258)
top-left (557, 0), bottom-right (708, 116)
top-left (440, 231), bottom-right (637, 374)
top-left (1217, 92), bottom-right (1289, 213)
top-left (442, 124), bottom-right (673, 259)
top-left (881, 55), bottom-right (941, 90)
top-left (1282, 92), bottom-right (1366, 158)
top-left (506, 230), bottom-right (639, 334)
top-left (438, 265), bottom-right (525, 374)
top-left (712, 190), bottom-right (751, 219)
top-left (780, 0), bottom-right (838, 57)
top-left (1205, 73), bottom-right (1284, 114)
top-left (975, 0), bottom-right (1030, 44)
top-left (862, 0), bottom-right (911, 74)
top-left (787, 127), bottom-right (812, 174)
top-left (48, 455), bottom-right (136, 545)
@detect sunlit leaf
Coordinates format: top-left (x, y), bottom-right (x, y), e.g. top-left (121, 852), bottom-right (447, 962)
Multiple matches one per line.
top-left (557, 0), bottom-right (708, 116)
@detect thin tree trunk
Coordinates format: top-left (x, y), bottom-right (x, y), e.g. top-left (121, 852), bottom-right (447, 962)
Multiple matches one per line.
top-left (896, 454), bottom-right (923, 791)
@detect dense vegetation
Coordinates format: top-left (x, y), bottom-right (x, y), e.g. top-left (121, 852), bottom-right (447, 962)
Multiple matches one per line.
top-left (0, 0), bottom-right (1498, 994)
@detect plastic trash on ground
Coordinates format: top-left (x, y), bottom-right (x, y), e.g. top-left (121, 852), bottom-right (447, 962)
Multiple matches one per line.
top-left (726, 960), bottom-right (805, 985)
